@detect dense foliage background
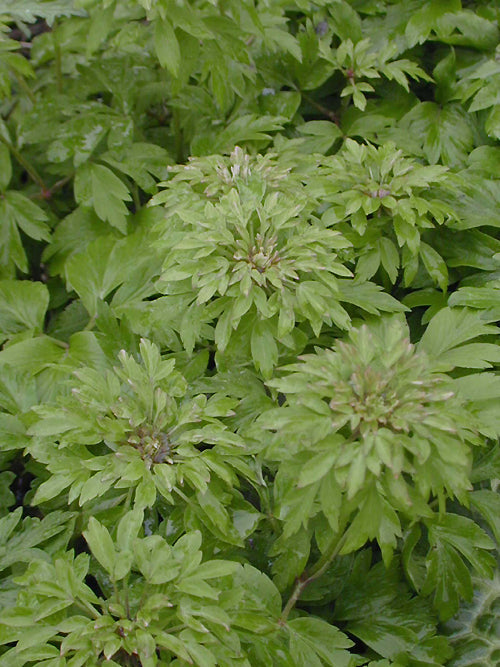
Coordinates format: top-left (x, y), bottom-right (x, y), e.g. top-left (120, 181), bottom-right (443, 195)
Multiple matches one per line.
top-left (0, 0), bottom-right (499, 665)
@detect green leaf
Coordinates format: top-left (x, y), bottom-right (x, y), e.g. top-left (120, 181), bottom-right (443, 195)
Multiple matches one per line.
top-left (0, 144), bottom-right (12, 192)
top-left (116, 508), bottom-right (144, 552)
top-left (399, 102), bottom-right (475, 167)
top-left (469, 490), bottom-right (500, 544)
top-left (0, 0), bottom-right (86, 24)
top-left (0, 280), bottom-right (49, 341)
top-left (134, 536), bottom-right (177, 584)
top-left (341, 486), bottom-right (402, 566)
top-left (155, 18), bottom-right (180, 77)
top-left (155, 632), bottom-right (193, 663)
top-left (83, 517), bottom-right (116, 575)
top-left (75, 163), bottom-right (131, 233)
top-left (288, 617), bottom-right (354, 667)
top-left (250, 320), bottom-right (278, 379)
top-left (296, 121), bottom-right (343, 153)
top-left (419, 242), bottom-right (448, 292)
top-left (0, 506), bottom-right (21, 544)
top-left (65, 233), bottom-right (157, 316)
top-left (418, 308), bottom-right (498, 361)
top-left (449, 285), bottom-right (500, 309)
top-left (405, 0), bottom-right (462, 47)
top-left (233, 563), bottom-right (282, 617)
top-left (334, 555), bottom-right (453, 665)
top-left (378, 238), bottom-right (399, 284)
top-left (423, 514), bottom-right (496, 620)
top-left (327, 0), bottom-right (362, 42)
top-left (0, 337), bottom-right (64, 373)
top-left (32, 474), bottom-right (73, 505)
top-left (3, 192), bottom-right (50, 241)
top-left (194, 560), bottom-right (239, 580)
top-left (0, 192), bottom-right (50, 272)
top-left (298, 450), bottom-right (337, 488)
top-left (443, 564), bottom-right (500, 667)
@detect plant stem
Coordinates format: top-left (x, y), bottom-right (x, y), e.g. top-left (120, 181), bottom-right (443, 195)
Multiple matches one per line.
top-left (13, 73), bottom-right (36, 105)
top-left (50, 336), bottom-right (70, 350)
top-left (164, 624), bottom-right (187, 634)
top-left (84, 315), bottom-right (96, 332)
top-left (279, 530), bottom-right (348, 624)
top-left (29, 172), bottom-right (75, 201)
top-left (76, 598), bottom-right (102, 620)
top-left (51, 172), bottom-right (74, 192)
top-left (300, 91), bottom-right (341, 126)
top-left (112, 579), bottom-right (121, 608)
top-left (0, 134), bottom-right (47, 190)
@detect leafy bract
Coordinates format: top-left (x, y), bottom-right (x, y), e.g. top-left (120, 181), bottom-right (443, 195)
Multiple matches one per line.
top-left (28, 339), bottom-right (252, 519)
top-left (151, 146), bottom-right (404, 374)
top-left (315, 139), bottom-right (455, 288)
top-left (258, 316), bottom-right (478, 559)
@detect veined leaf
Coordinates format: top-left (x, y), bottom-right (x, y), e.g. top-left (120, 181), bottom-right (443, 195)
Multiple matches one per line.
top-left (75, 163), bottom-right (131, 233)
top-left (0, 280), bottom-right (49, 341)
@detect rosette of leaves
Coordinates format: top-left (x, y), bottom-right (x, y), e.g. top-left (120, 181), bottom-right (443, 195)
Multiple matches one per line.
top-left (330, 38), bottom-right (431, 111)
top-left (27, 339), bottom-right (255, 535)
top-left (153, 156), bottom-right (404, 377)
top-left (257, 316), bottom-right (488, 578)
top-left (316, 139), bottom-right (457, 290)
top-left (155, 190), bottom-right (352, 374)
top-left (0, 511), bottom-right (269, 667)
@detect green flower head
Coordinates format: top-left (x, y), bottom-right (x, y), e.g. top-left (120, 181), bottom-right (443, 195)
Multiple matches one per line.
top-left (316, 139), bottom-right (456, 288)
top-left (28, 339), bottom-right (248, 511)
top-left (151, 147), bottom-right (404, 375)
top-left (261, 316), bottom-right (476, 523)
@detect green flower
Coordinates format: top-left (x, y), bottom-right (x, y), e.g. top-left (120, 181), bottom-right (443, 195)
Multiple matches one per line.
top-left (150, 146), bottom-right (300, 206)
top-left (258, 317), bottom-right (478, 557)
top-left (28, 339), bottom-right (251, 520)
top-left (151, 148), bottom-right (404, 376)
top-left (316, 139), bottom-right (456, 289)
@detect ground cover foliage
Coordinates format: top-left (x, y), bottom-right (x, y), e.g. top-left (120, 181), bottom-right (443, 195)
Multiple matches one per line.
top-left (0, 0), bottom-right (499, 664)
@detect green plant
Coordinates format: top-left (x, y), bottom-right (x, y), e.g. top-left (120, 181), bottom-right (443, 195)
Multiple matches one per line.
top-left (0, 1), bottom-right (498, 665)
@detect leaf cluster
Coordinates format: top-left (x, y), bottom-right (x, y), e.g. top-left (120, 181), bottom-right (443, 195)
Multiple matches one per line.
top-left (0, 1), bottom-right (499, 666)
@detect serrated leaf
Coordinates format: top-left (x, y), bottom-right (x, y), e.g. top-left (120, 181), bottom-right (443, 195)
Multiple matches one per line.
top-left (0, 280), bottom-right (49, 341)
top-left (75, 163), bottom-right (131, 233)
top-left (423, 514), bottom-right (496, 620)
top-left (298, 451), bottom-right (337, 488)
top-left (0, 0), bottom-right (86, 24)
top-left (288, 617), bottom-right (354, 667)
top-left (418, 308), bottom-right (498, 360)
top-left (469, 490), bottom-right (500, 544)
